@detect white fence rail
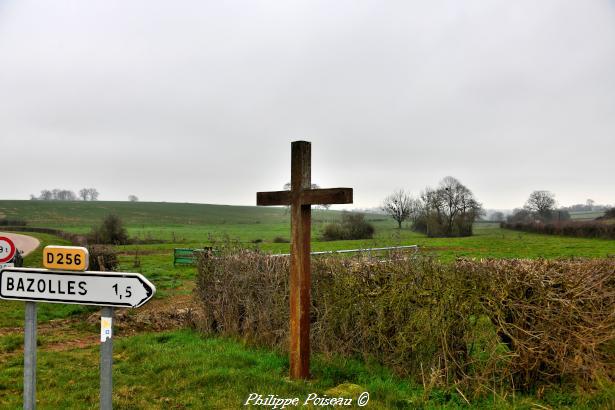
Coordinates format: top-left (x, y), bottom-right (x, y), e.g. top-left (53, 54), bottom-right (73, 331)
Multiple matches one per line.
top-left (271, 245), bottom-right (418, 257)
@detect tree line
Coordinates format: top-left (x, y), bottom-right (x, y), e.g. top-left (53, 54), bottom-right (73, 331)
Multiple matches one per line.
top-left (381, 176), bottom-right (484, 237)
top-left (30, 188), bottom-right (100, 201)
top-left (505, 191), bottom-right (608, 223)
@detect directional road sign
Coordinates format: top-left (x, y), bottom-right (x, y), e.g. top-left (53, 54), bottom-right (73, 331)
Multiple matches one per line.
top-left (0, 236), bottom-right (16, 264)
top-left (0, 267), bottom-right (155, 308)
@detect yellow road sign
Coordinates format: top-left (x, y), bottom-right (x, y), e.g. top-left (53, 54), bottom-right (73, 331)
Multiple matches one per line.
top-left (43, 246), bottom-right (89, 271)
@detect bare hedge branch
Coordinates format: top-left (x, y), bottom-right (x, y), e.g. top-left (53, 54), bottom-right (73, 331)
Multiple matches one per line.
top-left (195, 252), bottom-right (614, 397)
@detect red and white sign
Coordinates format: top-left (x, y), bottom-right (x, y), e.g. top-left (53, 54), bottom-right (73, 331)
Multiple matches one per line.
top-left (0, 236), bottom-right (17, 264)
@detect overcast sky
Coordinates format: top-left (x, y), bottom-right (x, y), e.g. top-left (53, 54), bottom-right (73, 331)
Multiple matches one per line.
top-left (1, 1), bottom-right (613, 209)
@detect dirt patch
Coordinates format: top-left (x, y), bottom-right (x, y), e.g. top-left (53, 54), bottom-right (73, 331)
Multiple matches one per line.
top-left (0, 316), bottom-right (101, 353)
top-left (86, 293), bottom-right (202, 335)
top-left (43, 331), bottom-right (100, 352)
top-left (1, 293), bottom-right (202, 353)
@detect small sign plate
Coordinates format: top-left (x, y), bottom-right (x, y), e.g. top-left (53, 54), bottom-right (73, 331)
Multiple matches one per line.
top-left (43, 246), bottom-right (89, 271)
top-left (101, 316), bottom-right (113, 342)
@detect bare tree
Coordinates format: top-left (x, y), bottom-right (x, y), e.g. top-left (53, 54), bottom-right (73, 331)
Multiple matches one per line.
top-left (525, 190), bottom-right (556, 219)
top-left (79, 188), bottom-right (89, 201)
top-left (414, 177), bottom-right (483, 236)
top-left (87, 188), bottom-right (99, 201)
top-left (382, 189), bottom-right (413, 229)
top-left (128, 195), bottom-right (139, 202)
top-left (32, 188), bottom-right (80, 201)
top-left (56, 189), bottom-right (77, 201)
top-left (39, 190), bottom-right (53, 200)
top-left (508, 208), bottom-right (532, 223)
top-left (439, 176), bottom-right (474, 235)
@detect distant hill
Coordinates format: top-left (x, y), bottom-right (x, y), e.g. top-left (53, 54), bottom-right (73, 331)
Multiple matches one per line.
top-left (0, 200), bottom-right (378, 228)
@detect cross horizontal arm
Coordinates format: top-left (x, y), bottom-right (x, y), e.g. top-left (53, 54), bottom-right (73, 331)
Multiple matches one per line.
top-left (301, 188), bottom-right (353, 205)
top-left (257, 191), bottom-right (292, 206)
top-left (257, 188), bottom-right (353, 206)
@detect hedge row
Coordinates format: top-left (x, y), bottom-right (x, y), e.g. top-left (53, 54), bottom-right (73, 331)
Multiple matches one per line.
top-left (502, 220), bottom-right (615, 240)
top-left (195, 251), bottom-right (614, 397)
top-left (0, 219), bottom-right (27, 226)
top-left (0, 225), bottom-right (164, 246)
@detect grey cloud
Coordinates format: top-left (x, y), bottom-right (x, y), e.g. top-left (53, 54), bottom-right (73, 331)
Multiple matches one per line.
top-left (1, 0), bottom-right (613, 208)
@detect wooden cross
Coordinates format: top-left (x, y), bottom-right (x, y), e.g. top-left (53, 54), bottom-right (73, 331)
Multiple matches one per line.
top-left (257, 140), bottom-right (353, 379)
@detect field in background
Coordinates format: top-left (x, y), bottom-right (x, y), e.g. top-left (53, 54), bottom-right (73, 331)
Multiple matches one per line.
top-left (0, 200), bottom-right (350, 227)
top-left (1, 201), bottom-right (613, 325)
top-left (2, 200), bottom-right (614, 259)
top-left (569, 210), bottom-right (607, 220)
top-left (1, 201), bottom-right (614, 408)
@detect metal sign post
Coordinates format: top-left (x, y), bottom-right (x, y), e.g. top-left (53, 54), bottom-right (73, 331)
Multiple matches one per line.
top-left (0, 236), bottom-right (35, 409)
top-left (24, 301), bottom-right (36, 410)
top-left (98, 257), bottom-right (113, 410)
top-left (100, 306), bottom-right (113, 410)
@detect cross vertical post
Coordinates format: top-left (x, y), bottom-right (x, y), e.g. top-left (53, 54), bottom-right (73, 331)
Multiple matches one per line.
top-left (290, 141), bottom-right (312, 379)
top-left (257, 140), bottom-right (353, 379)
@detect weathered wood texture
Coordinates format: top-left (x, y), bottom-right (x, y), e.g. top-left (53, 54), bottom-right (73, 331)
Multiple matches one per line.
top-left (257, 140), bottom-right (353, 379)
top-left (256, 188), bottom-right (352, 206)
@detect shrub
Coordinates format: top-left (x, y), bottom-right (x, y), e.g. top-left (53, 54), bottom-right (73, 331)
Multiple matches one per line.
top-left (460, 259), bottom-right (615, 389)
top-left (411, 177), bottom-right (483, 237)
top-left (88, 245), bottom-right (119, 271)
top-left (89, 215), bottom-right (129, 245)
top-left (321, 212), bottom-right (374, 241)
top-left (195, 252), bottom-right (615, 397)
top-left (12, 250), bottom-right (23, 267)
top-left (598, 208), bottom-right (615, 220)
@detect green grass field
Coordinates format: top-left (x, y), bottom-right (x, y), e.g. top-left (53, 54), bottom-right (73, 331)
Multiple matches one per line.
top-left (0, 200), bottom-right (348, 227)
top-left (2, 200), bottom-right (614, 259)
top-left (2, 329), bottom-right (612, 409)
top-left (1, 201), bottom-right (614, 408)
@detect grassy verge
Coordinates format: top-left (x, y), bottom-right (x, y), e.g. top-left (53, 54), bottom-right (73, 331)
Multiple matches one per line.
top-left (1, 329), bottom-right (612, 409)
